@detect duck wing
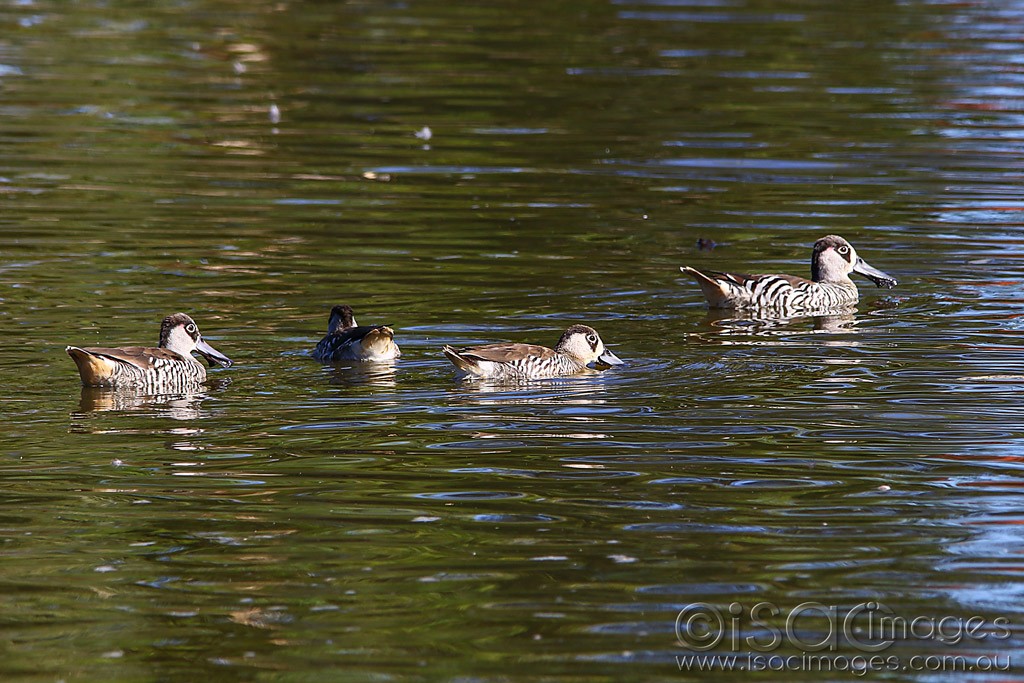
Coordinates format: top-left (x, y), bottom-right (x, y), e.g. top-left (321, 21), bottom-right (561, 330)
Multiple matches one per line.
top-left (456, 343), bottom-right (556, 363)
top-left (66, 345), bottom-right (187, 386)
top-left (73, 346), bottom-right (185, 369)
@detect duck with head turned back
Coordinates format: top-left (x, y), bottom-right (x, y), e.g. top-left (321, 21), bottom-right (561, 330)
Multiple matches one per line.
top-left (680, 234), bottom-right (897, 313)
top-left (313, 305), bottom-right (400, 362)
top-left (66, 313), bottom-right (233, 388)
top-left (442, 324), bottom-right (623, 380)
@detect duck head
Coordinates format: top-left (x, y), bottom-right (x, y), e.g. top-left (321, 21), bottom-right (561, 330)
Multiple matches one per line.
top-left (327, 304), bottom-right (357, 333)
top-left (811, 235), bottom-right (897, 288)
top-left (555, 324), bottom-right (623, 367)
top-left (159, 313), bottom-right (233, 367)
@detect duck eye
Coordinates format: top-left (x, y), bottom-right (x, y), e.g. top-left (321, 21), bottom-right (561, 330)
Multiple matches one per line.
top-left (587, 334), bottom-right (597, 344)
top-left (837, 245), bottom-right (850, 255)
top-left (186, 324), bottom-right (197, 334)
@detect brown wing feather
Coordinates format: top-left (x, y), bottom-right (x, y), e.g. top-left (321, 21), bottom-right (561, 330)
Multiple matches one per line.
top-left (79, 346), bottom-right (187, 369)
top-left (458, 343), bottom-right (557, 363)
top-left (702, 268), bottom-right (755, 285)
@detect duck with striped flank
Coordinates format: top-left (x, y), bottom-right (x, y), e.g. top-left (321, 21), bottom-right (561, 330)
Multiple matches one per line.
top-left (443, 324), bottom-right (623, 380)
top-left (67, 313), bottom-right (233, 388)
top-left (681, 234), bottom-right (897, 312)
top-left (313, 305), bottom-right (400, 362)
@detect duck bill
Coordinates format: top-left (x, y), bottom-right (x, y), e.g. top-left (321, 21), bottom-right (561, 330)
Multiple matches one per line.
top-left (597, 348), bottom-right (624, 366)
top-left (196, 337), bottom-right (233, 368)
top-left (852, 258), bottom-right (898, 289)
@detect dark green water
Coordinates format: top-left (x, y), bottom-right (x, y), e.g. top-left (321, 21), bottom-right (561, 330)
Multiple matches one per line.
top-left (2, 0), bottom-right (1023, 680)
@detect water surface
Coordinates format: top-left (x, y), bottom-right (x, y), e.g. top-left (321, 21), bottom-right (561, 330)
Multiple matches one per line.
top-left (2, 0), bottom-right (1023, 680)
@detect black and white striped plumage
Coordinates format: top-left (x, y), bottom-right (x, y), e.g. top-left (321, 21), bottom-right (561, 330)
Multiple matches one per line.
top-left (442, 324), bottom-right (623, 380)
top-left (66, 313), bottom-right (233, 388)
top-left (681, 234), bottom-right (897, 313)
top-left (312, 305), bottom-right (400, 362)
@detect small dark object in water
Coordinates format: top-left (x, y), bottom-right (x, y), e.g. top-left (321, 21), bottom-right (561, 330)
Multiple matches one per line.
top-left (697, 238), bottom-right (717, 251)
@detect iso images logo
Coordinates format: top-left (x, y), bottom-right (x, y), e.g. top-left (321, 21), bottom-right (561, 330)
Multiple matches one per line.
top-left (674, 601), bottom-right (1011, 653)
top-left (673, 602), bottom-right (1012, 675)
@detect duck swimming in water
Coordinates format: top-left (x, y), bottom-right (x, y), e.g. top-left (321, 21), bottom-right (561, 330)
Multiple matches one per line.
top-left (66, 313), bottom-right (232, 388)
top-left (442, 324), bottom-right (623, 380)
top-left (680, 234), bottom-right (897, 312)
top-left (312, 305), bottom-right (400, 362)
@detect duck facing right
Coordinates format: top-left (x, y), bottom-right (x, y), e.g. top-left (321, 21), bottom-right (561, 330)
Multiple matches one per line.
top-left (680, 234), bottom-right (897, 313)
top-left (442, 324), bottom-right (623, 381)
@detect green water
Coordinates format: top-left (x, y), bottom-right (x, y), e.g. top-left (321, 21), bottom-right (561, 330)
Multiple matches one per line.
top-left (2, 0), bottom-right (1023, 681)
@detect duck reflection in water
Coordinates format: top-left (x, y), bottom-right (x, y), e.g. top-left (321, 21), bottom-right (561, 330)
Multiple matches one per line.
top-left (324, 361), bottom-right (397, 388)
top-left (448, 373), bottom-right (617, 399)
top-left (701, 307), bottom-right (859, 336)
top-left (74, 378), bottom-right (230, 418)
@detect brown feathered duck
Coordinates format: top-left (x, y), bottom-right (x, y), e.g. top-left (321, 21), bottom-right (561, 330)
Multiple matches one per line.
top-left (442, 324), bottom-right (623, 380)
top-left (66, 313), bottom-right (232, 388)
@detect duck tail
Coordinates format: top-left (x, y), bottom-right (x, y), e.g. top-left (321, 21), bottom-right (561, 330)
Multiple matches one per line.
top-left (66, 346), bottom-right (115, 386)
top-left (362, 326), bottom-right (400, 358)
top-left (442, 345), bottom-right (479, 376)
top-left (680, 266), bottom-right (740, 307)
